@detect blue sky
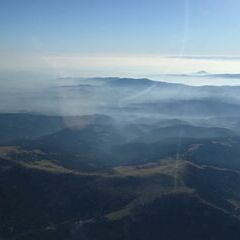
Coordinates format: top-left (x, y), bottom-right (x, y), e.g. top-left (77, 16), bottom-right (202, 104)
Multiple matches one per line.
top-left (1, 0), bottom-right (240, 55)
top-left (1, 0), bottom-right (240, 78)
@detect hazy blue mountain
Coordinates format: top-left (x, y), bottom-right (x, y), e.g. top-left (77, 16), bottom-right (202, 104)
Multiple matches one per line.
top-left (129, 99), bottom-right (240, 117)
top-left (0, 113), bottom-right (65, 144)
top-left (1, 76), bottom-right (240, 239)
top-left (137, 124), bottom-right (235, 143)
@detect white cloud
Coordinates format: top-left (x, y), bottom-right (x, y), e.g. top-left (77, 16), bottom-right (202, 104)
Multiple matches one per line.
top-left (1, 52), bottom-right (240, 78)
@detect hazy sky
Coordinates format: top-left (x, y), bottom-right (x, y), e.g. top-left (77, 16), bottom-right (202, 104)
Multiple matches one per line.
top-left (1, 0), bottom-right (240, 78)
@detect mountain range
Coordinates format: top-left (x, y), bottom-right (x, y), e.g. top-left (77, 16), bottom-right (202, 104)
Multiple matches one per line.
top-left (1, 77), bottom-right (240, 239)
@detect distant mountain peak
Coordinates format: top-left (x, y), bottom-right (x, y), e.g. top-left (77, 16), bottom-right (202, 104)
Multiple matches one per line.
top-left (195, 71), bottom-right (209, 75)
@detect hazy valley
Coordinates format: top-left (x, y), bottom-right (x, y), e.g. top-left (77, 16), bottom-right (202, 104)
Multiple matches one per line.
top-left (0, 77), bottom-right (240, 239)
